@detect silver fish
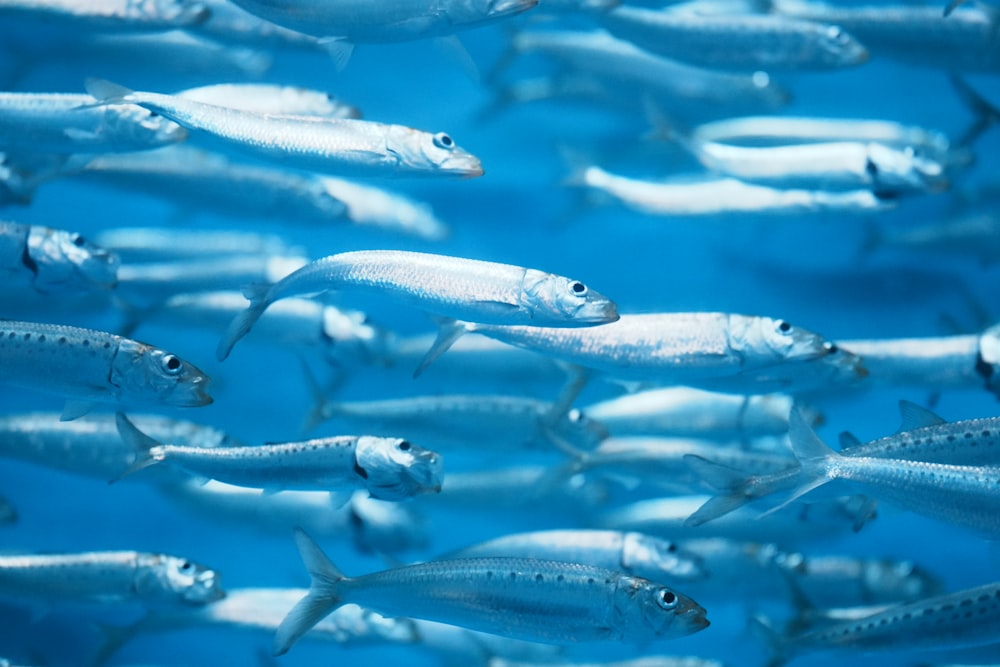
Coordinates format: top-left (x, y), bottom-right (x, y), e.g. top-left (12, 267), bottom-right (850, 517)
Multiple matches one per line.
top-left (422, 313), bottom-right (863, 393)
top-left (308, 393), bottom-right (609, 454)
top-left (569, 167), bottom-right (893, 216)
top-left (0, 0), bottom-right (209, 30)
top-left (835, 334), bottom-right (984, 392)
top-left (84, 79), bottom-right (484, 179)
top-left (93, 227), bottom-right (296, 264)
top-left (599, 5), bottom-right (868, 71)
top-left (216, 249), bottom-right (619, 361)
top-left (0, 411), bottom-right (236, 481)
top-left (176, 82), bottom-right (360, 118)
top-left (96, 589), bottom-right (419, 663)
top-left (491, 659), bottom-right (723, 667)
top-left (865, 213), bottom-right (1000, 265)
top-left (160, 481), bottom-right (428, 554)
top-left (273, 529), bottom-right (709, 654)
top-left (189, 0), bottom-right (325, 51)
top-left (444, 529), bottom-right (707, 583)
top-left (0, 320), bottom-right (212, 420)
top-left (316, 176), bottom-right (448, 240)
top-left (0, 550), bottom-right (224, 609)
top-left (0, 92), bottom-right (186, 154)
top-left (115, 413), bottom-right (444, 501)
top-left (0, 220), bottom-right (118, 293)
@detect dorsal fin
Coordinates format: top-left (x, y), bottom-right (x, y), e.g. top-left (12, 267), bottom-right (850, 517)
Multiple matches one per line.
top-left (897, 400), bottom-right (946, 432)
top-left (838, 431), bottom-right (862, 450)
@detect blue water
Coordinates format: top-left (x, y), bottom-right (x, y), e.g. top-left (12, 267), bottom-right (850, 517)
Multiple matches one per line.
top-left (2, 7), bottom-right (1000, 667)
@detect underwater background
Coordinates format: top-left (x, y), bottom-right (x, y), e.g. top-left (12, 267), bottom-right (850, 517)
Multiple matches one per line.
top-left (1, 3), bottom-right (1000, 666)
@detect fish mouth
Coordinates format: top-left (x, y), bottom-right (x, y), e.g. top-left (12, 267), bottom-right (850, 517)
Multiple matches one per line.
top-left (178, 377), bottom-right (214, 407)
top-left (491, 0), bottom-right (539, 16)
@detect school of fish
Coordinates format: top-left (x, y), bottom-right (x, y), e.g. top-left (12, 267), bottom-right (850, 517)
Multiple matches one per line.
top-left (0, 0), bottom-right (998, 666)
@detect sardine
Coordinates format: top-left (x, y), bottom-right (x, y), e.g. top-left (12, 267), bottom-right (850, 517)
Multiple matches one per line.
top-left (0, 220), bottom-right (118, 293)
top-left (176, 82), bottom-right (360, 118)
top-left (216, 250), bottom-right (619, 361)
top-left (115, 413), bottom-right (444, 501)
top-left (0, 550), bottom-right (224, 609)
top-left (273, 528), bottom-right (709, 654)
top-left (83, 79), bottom-right (484, 179)
top-left (0, 320), bottom-right (212, 420)
top-left (0, 0), bottom-right (209, 30)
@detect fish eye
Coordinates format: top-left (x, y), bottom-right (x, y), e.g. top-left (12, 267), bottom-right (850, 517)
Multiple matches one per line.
top-left (776, 320), bottom-right (792, 334)
top-left (570, 281), bottom-right (588, 296)
top-left (824, 342), bottom-right (839, 354)
top-left (433, 132), bottom-right (454, 149)
top-left (826, 25), bottom-right (844, 41)
top-left (567, 408), bottom-right (582, 423)
top-left (72, 234), bottom-right (86, 247)
top-left (667, 543), bottom-right (677, 553)
top-left (161, 354), bottom-right (183, 375)
top-left (179, 560), bottom-right (192, 571)
top-left (656, 589), bottom-right (678, 610)
top-left (398, 440), bottom-right (411, 451)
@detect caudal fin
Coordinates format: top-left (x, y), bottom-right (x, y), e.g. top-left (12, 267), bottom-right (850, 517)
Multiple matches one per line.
top-left (273, 528), bottom-right (347, 656)
top-left (216, 282), bottom-right (273, 361)
top-left (109, 413), bottom-right (163, 483)
top-left (683, 454), bottom-right (756, 526)
top-left (413, 319), bottom-right (471, 378)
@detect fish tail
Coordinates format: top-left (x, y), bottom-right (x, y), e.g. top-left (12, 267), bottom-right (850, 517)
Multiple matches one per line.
top-left (749, 614), bottom-right (791, 667)
top-left (89, 619), bottom-right (147, 667)
top-left (299, 358), bottom-right (336, 433)
top-left (83, 78), bottom-right (137, 106)
top-left (950, 72), bottom-right (1000, 146)
top-left (216, 282), bottom-right (273, 361)
top-left (274, 528), bottom-right (346, 656)
top-left (413, 318), bottom-right (471, 378)
top-left (683, 454), bottom-right (756, 526)
top-left (754, 408), bottom-right (838, 517)
top-left (110, 413), bottom-right (164, 484)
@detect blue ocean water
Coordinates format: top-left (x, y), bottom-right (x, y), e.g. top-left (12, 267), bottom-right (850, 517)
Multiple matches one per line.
top-left (1, 5), bottom-right (1000, 667)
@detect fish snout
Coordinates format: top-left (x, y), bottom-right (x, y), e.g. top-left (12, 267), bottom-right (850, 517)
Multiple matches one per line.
top-left (491, 0), bottom-right (539, 17)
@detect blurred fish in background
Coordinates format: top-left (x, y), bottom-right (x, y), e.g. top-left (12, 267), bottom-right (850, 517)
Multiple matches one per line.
top-left (1, 0), bottom-right (999, 665)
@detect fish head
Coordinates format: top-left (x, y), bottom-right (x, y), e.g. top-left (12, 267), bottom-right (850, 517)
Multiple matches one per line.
top-left (450, 0), bottom-right (538, 24)
top-left (387, 126), bottom-right (483, 178)
top-left (865, 143), bottom-right (949, 195)
top-left (106, 104), bottom-right (188, 150)
top-left (621, 532), bottom-right (708, 582)
top-left (815, 24), bottom-right (868, 67)
top-left (27, 226), bottom-right (120, 292)
top-left (729, 316), bottom-right (833, 364)
top-left (749, 71), bottom-right (793, 109)
top-left (977, 322), bottom-right (1000, 398)
top-left (113, 341), bottom-right (213, 408)
top-left (139, 0), bottom-right (211, 26)
top-left (550, 407), bottom-right (609, 451)
top-left (614, 578), bottom-right (709, 640)
top-left (136, 554), bottom-right (226, 606)
top-left (354, 436), bottom-right (444, 501)
top-left (519, 269), bottom-right (620, 325)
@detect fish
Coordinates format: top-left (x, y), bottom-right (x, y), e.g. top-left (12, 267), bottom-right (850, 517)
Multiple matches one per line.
top-left (489, 658), bottom-right (724, 667)
top-left (83, 79), bottom-right (485, 179)
top-left (307, 392), bottom-right (609, 454)
top-left (0, 92), bottom-right (186, 154)
top-left (316, 175), bottom-right (448, 240)
top-left (0, 220), bottom-right (119, 293)
top-left (598, 5), bottom-right (868, 71)
top-left (0, 411), bottom-right (237, 482)
top-left (0, 320), bottom-right (212, 420)
top-left (443, 529), bottom-right (708, 583)
top-left (95, 590), bottom-right (419, 664)
top-left (160, 481), bottom-right (429, 554)
top-left (418, 313), bottom-right (863, 393)
top-left (216, 249), bottom-right (619, 361)
top-left (0, 0), bottom-right (210, 31)
top-left (273, 528), bottom-right (709, 654)
top-left (567, 167), bottom-right (894, 216)
top-left (176, 82), bottom-right (361, 118)
top-left (93, 227), bottom-right (296, 264)
top-left (686, 409), bottom-right (1000, 538)
top-left (0, 550), bottom-right (224, 609)
top-left (583, 387), bottom-right (809, 441)
top-left (114, 413), bottom-right (444, 502)
top-left (864, 213), bottom-right (1000, 265)
top-left (834, 334), bottom-right (985, 392)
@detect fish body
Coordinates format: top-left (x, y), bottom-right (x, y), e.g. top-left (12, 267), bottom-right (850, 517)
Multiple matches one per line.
top-left (0, 0), bottom-right (209, 30)
top-left (273, 529), bottom-right (709, 654)
top-left (444, 529), bottom-right (707, 583)
top-left (312, 393), bottom-right (608, 453)
top-left (0, 550), bottom-right (223, 608)
top-left (94, 227), bottom-right (296, 264)
top-left (226, 0), bottom-right (538, 42)
top-left (0, 92), bottom-right (186, 154)
top-left (572, 168), bottom-right (893, 216)
top-left (176, 82), bottom-right (360, 117)
top-left (836, 335), bottom-right (982, 391)
top-left (83, 79), bottom-right (484, 179)
top-left (217, 250), bottom-right (618, 360)
top-left (868, 214), bottom-right (1000, 264)
top-left (0, 412), bottom-right (235, 481)
top-left (317, 176), bottom-right (448, 240)
top-left (437, 313), bottom-right (861, 392)
top-left (116, 414), bottom-right (443, 501)
top-left (72, 147), bottom-right (351, 227)
top-left (0, 321), bottom-right (211, 419)
top-left (599, 5), bottom-right (868, 70)
top-left (0, 220), bottom-right (118, 293)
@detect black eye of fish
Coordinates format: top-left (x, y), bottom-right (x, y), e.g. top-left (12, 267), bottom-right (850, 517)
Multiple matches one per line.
top-left (433, 133), bottom-right (454, 149)
top-left (570, 282), bottom-right (587, 296)
top-left (398, 441), bottom-right (411, 451)
top-left (657, 589), bottom-right (677, 609)
top-left (824, 342), bottom-right (839, 354)
top-left (180, 561), bottom-right (192, 571)
top-left (778, 321), bottom-right (792, 333)
top-left (162, 355), bottom-right (182, 374)
top-left (72, 235), bottom-right (86, 247)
